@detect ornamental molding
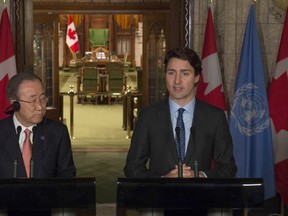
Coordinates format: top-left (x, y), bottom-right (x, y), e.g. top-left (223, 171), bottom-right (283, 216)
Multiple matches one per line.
top-left (33, 2), bottom-right (169, 14)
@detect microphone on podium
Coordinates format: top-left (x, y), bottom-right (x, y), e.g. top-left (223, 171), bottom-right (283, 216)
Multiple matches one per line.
top-left (17, 126), bottom-right (22, 140)
top-left (30, 126), bottom-right (37, 178)
top-left (191, 127), bottom-right (199, 178)
top-left (175, 126), bottom-right (183, 178)
top-left (14, 126), bottom-right (22, 178)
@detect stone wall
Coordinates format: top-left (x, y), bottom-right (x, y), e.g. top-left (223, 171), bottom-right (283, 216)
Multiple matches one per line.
top-left (192, 0), bottom-right (287, 109)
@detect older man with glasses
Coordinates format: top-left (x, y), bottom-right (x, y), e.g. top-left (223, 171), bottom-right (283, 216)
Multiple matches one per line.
top-left (0, 72), bottom-right (76, 179)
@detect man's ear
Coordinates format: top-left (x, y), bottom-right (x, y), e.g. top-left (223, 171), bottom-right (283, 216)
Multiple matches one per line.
top-left (194, 74), bottom-right (200, 84)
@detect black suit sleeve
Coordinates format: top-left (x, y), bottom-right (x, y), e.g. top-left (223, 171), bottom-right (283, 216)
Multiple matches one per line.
top-left (124, 102), bottom-right (177, 178)
top-left (37, 119), bottom-right (76, 178)
top-left (56, 124), bottom-right (76, 177)
top-left (192, 100), bottom-right (237, 178)
top-left (124, 108), bottom-right (156, 178)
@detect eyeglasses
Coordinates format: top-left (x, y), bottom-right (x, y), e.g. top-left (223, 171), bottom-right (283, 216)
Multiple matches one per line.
top-left (18, 96), bottom-right (49, 106)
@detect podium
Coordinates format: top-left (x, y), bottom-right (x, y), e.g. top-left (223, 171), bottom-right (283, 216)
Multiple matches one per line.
top-left (0, 178), bottom-right (96, 215)
top-left (117, 178), bottom-right (264, 215)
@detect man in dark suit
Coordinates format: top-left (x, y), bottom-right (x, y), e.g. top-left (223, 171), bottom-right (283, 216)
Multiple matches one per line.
top-left (124, 47), bottom-right (237, 215)
top-left (0, 72), bottom-right (76, 178)
top-left (0, 72), bottom-right (76, 216)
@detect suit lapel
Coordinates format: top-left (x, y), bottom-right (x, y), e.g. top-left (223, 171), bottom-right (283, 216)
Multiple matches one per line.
top-left (32, 119), bottom-right (48, 176)
top-left (158, 102), bottom-right (179, 164)
top-left (4, 116), bottom-right (27, 177)
top-left (184, 99), bottom-right (205, 164)
top-left (5, 117), bottom-right (22, 163)
top-left (21, 121), bottom-right (48, 177)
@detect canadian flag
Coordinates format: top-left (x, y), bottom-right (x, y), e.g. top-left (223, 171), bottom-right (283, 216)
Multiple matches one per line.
top-left (268, 8), bottom-right (288, 206)
top-left (0, 8), bottom-right (17, 120)
top-left (66, 15), bottom-right (79, 53)
top-left (196, 6), bottom-right (226, 111)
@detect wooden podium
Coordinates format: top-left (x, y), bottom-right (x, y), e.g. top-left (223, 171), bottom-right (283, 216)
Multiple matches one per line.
top-left (0, 178), bottom-right (96, 215)
top-left (117, 178), bottom-right (264, 215)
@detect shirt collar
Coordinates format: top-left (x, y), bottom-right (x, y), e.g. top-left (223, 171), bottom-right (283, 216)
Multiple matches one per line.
top-left (168, 97), bottom-right (196, 115)
top-left (13, 114), bottom-right (36, 133)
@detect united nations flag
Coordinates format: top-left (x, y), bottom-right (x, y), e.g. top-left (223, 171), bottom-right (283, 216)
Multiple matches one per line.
top-left (229, 5), bottom-right (276, 200)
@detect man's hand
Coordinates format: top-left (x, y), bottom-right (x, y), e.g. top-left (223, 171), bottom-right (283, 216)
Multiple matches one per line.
top-left (162, 165), bottom-right (179, 177)
top-left (162, 164), bottom-right (205, 178)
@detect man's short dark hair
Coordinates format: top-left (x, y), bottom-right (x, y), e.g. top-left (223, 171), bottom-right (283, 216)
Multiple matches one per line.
top-left (164, 47), bottom-right (202, 76)
top-left (6, 72), bottom-right (43, 100)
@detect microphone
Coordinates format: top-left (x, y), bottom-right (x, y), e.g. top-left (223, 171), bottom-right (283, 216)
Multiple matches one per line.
top-left (191, 127), bottom-right (199, 178)
top-left (17, 126), bottom-right (22, 140)
top-left (14, 126), bottom-right (22, 178)
top-left (30, 126), bottom-right (37, 178)
top-left (175, 126), bottom-right (183, 178)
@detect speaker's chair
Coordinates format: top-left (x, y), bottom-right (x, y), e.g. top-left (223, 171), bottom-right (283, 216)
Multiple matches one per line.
top-left (89, 28), bottom-right (109, 49)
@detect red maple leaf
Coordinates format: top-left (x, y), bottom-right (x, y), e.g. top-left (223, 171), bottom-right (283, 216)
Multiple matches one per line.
top-left (67, 28), bottom-right (77, 40)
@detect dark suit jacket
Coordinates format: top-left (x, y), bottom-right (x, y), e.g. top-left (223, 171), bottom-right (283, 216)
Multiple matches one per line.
top-left (124, 99), bottom-right (237, 178)
top-left (0, 115), bottom-right (76, 178)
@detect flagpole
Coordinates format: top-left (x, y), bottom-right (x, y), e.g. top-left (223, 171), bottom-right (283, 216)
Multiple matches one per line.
top-left (67, 43), bottom-right (77, 60)
top-left (71, 50), bottom-right (76, 60)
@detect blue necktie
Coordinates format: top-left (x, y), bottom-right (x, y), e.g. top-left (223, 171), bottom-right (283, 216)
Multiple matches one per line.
top-left (176, 108), bottom-right (185, 160)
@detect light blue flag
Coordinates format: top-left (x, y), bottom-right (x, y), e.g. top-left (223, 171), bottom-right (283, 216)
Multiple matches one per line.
top-left (229, 5), bottom-right (276, 200)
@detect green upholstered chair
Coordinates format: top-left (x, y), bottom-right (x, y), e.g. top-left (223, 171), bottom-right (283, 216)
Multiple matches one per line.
top-left (81, 66), bottom-right (99, 94)
top-left (89, 28), bottom-right (109, 49)
top-left (106, 62), bottom-right (125, 94)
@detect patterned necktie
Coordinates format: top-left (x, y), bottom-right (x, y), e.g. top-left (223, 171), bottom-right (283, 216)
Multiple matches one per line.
top-left (23, 129), bottom-right (32, 177)
top-left (176, 108), bottom-right (185, 160)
